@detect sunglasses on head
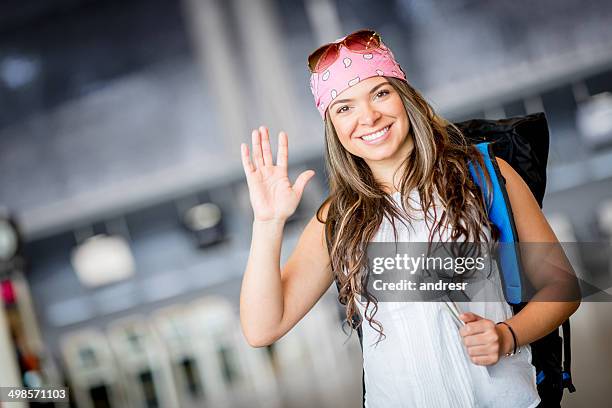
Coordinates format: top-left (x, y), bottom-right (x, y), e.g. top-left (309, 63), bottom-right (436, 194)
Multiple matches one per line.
top-left (307, 29), bottom-right (382, 73)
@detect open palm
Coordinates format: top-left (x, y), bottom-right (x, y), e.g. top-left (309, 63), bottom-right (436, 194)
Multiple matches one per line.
top-left (241, 126), bottom-right (315, 222)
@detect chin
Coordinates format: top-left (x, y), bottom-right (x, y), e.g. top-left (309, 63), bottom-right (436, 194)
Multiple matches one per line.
top-left (361, 148), bottom-right (400, 162)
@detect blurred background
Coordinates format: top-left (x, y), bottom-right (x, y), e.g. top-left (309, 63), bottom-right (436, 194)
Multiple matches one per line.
top-left (1, 0), bottom-right (612, 407)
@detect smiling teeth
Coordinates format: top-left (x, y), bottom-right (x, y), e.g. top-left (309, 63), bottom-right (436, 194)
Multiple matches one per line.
top-left (361, 126), bottom-right (389, 141)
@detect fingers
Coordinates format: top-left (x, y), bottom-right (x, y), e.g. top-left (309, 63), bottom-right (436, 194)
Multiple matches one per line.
top-left (449, 307), bottom-right (501, 367)
top-left (465, 340), bottom-right (500, 365)
top-left (462, 329), bottom-right (498, 347)
top-left (259, 126), bottom-right (274, 166)
top-left (460, 318), bottom-right (501, 366)
top-left (469, 355), bottom-right (498, 366)
top-left (460, 318), bottom-right (493, 337)
top-left (241, 143), bottom-right (256, 174)
top-left (465, 343), bottom-right (498, 357)
top-left (459, 312), bottom-right (481, 324)
top-left (251, 129), bottom-right (264, 170)
top-left (292, 170), bottom-right (315, 199)
top-left (277, 131), bottom-right (288, 168)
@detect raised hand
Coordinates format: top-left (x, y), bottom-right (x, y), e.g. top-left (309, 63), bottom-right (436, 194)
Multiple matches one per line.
top-left (241, 126), bottom-right (315, 223)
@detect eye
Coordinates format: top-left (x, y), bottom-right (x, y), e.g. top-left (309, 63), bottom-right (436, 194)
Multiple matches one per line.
top-left (336, 105), bottom-right (350, 114)
top-left (375, 89), bottom-right (390, 99)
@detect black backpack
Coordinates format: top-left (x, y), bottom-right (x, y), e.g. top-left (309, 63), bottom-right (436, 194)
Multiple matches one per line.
top-left (455, 112), bottom-right (575, 406)
top-left (329, 112), bottom-right (575, 407)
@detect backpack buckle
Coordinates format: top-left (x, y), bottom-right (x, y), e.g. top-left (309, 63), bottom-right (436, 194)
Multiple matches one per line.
top-left (562, 371), bottom-right (576, 393)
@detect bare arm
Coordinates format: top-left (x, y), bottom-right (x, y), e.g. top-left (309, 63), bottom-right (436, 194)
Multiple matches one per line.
top-left (494, 157), bottom-right (580, 353)
top-left (239, 126), bottom-right (334, 347)
top-left (460, 157), bottom-right (580, 365)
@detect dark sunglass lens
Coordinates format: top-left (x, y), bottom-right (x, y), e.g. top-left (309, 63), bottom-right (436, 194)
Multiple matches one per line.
top-left (317, 45), bottom-right (340, 72)
top-left (345, 30), bottom-right (380, 51)
top-left (308, 45), bottom-right (328, 72)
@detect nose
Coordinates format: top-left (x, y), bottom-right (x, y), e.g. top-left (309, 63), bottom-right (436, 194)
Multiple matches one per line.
top-left (358, 103), bottom-right (381, 127)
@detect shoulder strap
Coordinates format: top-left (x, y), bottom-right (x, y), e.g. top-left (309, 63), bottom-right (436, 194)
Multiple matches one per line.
top-left (562, 319), bottom-right (576, 392)
top-left (468, 142), bottom-right (524, 305)
top-left (470, 143), bottom-right (576, 396)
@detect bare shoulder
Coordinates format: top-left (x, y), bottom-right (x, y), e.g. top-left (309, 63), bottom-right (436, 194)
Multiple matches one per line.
top-left (315, 197), bottom-right (332, 224)
top-left (494, 157), bottom-right (538, 204)
top-left (495, 157), bottom-right (517, 180)
top-left (309, 198), bottom-right (332, 252)
top-left (494, 156), bottom-right (535, 212)
top-left (495, 157), bottom-right (533, 195)
top-left (494, 157), bottom-right (556, 242)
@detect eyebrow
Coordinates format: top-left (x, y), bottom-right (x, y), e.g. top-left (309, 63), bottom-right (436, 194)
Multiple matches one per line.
top-left (329, 82), bottom-right (390, 111)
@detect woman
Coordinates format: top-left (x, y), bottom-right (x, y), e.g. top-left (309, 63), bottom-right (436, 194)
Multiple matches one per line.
top-left (239, 29), bottom-right (579, 407)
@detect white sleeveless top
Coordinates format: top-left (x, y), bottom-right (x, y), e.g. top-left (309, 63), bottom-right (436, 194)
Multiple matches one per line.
top-left (356, 190), bottom-right (540, 408)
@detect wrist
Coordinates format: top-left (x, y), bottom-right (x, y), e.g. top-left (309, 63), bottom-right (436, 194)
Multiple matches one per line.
top-left (253, 217), bottom-right (287, 228)
top-left (496, 322), bottom-right (516, 357)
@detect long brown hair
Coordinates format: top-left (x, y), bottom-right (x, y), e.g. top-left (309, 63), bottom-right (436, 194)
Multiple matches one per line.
top-left (316, 77), bottom-right (499, 343)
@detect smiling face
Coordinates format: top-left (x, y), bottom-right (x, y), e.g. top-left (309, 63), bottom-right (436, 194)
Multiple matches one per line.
top-left (327, 76), bottom-right (412, 167)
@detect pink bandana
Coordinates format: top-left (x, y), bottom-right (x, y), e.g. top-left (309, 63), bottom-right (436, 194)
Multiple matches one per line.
top-left (309, 38), bottom-right (406, 119)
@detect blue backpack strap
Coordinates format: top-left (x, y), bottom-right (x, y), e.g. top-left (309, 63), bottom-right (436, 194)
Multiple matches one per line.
top-left (468, 142), bottom-right (524, 305)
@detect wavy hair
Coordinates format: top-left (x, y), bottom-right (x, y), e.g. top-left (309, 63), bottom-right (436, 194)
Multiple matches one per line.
top-left (316, 77), bottom-right (499, 343)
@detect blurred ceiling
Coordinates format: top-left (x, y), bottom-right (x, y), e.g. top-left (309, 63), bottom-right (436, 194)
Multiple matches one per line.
top-left (0, 0), bottom-right (110, 33)
top-left (2, 0), bottom-right (612, 241)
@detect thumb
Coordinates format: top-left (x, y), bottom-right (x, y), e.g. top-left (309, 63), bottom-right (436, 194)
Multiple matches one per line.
top-left (459, 312), bottom-right (482, 324)
top-left (292, 170), bottom-right (315, 199)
